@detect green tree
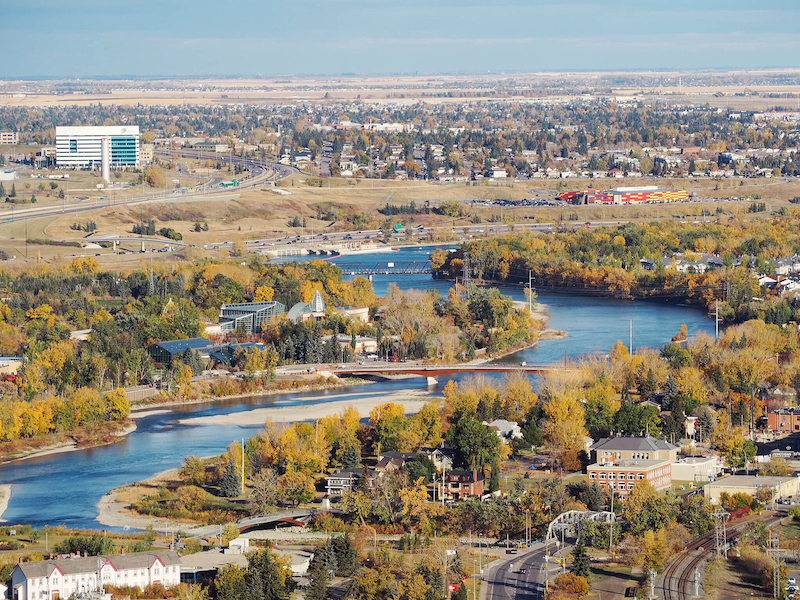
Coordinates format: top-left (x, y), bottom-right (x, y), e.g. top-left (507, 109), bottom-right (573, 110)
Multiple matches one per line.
top-left (446, 416), bottom-right (501, 469)
top-left (570, 536), bottom-right (590, 578)
top-left (244, 549), bottom-right (294, 600)
top-left (219, 459), bottom-right (241, 498)
top-left (54, 534), bottom-right (113, 557)
top-left (181, 456), bottom-right (206, 487)
top-left (10, 184), bottom-right (16, 197)
top-left (306, 559), bottom-right (329, 600)
top-left (215, 564), bottom-right (247, 600)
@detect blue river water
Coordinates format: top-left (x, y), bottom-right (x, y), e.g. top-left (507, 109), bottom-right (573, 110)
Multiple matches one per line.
top-left (0, 245), bottom-right (714, 529)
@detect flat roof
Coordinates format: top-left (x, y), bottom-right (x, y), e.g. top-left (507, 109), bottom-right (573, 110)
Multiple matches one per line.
top-left (56, 125), bottom-right (140, 136)
top-left (706, 475), bottom-right (798, 488)
top-left (675, 457), bottom-right (718, 465)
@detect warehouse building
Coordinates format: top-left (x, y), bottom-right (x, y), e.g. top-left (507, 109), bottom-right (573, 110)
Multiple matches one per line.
top-left (703, 475), bottom-right (800, 504)
top-left (560, 186), bottom-right (689, 204)
top-left (56, 125), bottom-right (140, 168)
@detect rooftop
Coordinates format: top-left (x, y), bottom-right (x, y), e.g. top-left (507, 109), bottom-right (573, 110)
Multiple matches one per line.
top-left (16, 551), bottom-right (181, 578)
top-left (592, 436), bottom-right (677, 453)
top-left (590, 459), bottom-right (671, 469)
top-left (150, 337), bottom-right (211, 353)
top-left (705, 475), bottom-right (799, 488)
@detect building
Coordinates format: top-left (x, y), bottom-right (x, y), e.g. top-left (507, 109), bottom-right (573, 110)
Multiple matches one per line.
top-left (139, 144), bottom-right (155, 165)
top-left (590, 436), bottom-right (679, 464)
top-left (325, 468), bottom-right (366, 495)
top-left (484, 419), bottom-right (523, 444)
top-left (703, 475), bottom-right (800, 504)
top-left (56, 126), bottom-right (140, 168)
top-left (321, 334), bottom-right (378, 355)
top-left (0, 132), bottom-right (19, 145)
top-left (208, 342), bottom-right (267, 366)
top-left (193, 142), bottom-right (229, 153)
top-left (146, 338), bottom-right (211, 364)
top-left (587, 459), bottom-right (672, 496)
top-left (560, 186), bottom-right (689, 205)
top-left (11, 550), bottom-right (181, 600)
top-left (671, 456), bottom-right (724, 483)
top-left (0, 169), bottom-right (18, 182)
top-left (438, 469), bottom-right (485, 501)
top-left (425, 446), bottom-right (456, 471)
top-left (0, 356), bottom-right (23, 375)
top-left (219, 301), bottom-right (286, 334)
top-left (767, 408), bottom-right (800, 433)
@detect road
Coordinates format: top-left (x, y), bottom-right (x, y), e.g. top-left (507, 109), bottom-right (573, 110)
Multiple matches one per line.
top-left (485, 544), bottom-right (557, 600)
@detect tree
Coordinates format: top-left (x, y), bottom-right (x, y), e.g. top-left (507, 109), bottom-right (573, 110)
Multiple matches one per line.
top-left (181, 456), bottom-right (206, 486)
top-left (54, 534), bottom-right (113, 556)
top-left (250, 468), bottom-right (279, 513)
top-left (244, 548), bottom-right (294, 600)
top-left (332, 534), bottom-right (357, 576)
top-left (277, 469), bottom-right (315, 505)
top-left (570, 536), bottom-right (590, 578)
top-left (219, 459), bottom-right (241, 498)
top-left (446, 416), bottom-right (501, 469)
top-left (624, 481), bottom-right (678, 536)
top-left (759, 457), bottom-right (792, 477)
top-left (554, 573), bottom-right (589, 599)
top-left (306, 558), bottom-right (329, 600)
top-left (177, 583), bottom-right (209, 600)
top-left (145, 165), bottom-right (166, 188)
top-left (215, 564), bottom-right (247, 600)
top-left (10, 184), bottom-right (16, 197)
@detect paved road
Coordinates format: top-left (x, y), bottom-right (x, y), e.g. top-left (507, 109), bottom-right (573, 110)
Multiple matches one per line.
top-left (485, 544), bottom-right (556, 600)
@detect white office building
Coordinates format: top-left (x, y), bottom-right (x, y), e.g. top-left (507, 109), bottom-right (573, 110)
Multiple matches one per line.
top-left (56, 126), bottom-right (140, 168)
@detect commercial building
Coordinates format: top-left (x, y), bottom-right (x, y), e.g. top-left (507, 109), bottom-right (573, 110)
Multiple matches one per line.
top-left (587, 459), bottom-right (672, 496)
top-left (146, 337), bottom-right (211, 364)
top-left (703, 475), bottom-right (800, 504)
top-left (139, 144), bottom-right (155, 165)
top-left (671, 456), bottom-right (724, 483)
top-left (11, 551), bottom-right (181, 600)
top-left (193, 142), bottom-right (229, 153)
top-left (0, 132), bottom-right (19, 145)
top-left (559, 186), bottom-right (689, 204)
top-left (218, 301), bottom-right (286, 334)
top-left (0, 169), bottom-right (18, 182)
top-left (56, 126), bottom-right (140, 168)
top-left (767, 408), bottom-right (800, 433)
top-left (590, 436), bottom-right (679, 464)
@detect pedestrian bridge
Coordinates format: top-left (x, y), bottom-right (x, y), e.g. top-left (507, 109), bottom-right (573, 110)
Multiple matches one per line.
top-left (236, 508), bottom-right (345, 531)
top-left (333, 363), bottom-right (567, 377)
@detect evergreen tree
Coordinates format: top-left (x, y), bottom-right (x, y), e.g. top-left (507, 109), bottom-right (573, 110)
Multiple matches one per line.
top-left (697, 408), bottom-right (715, 442)
top-left (663, 374), bottom-right (680, 410)
top-left (570, 536), bottom-right (589, 578)
top-left (0, 182), bottom-right (5, 197)
top-left (244, 549), bottom-right (292, 600)
top-left (219, 459), bottom-right (240, 498)
top-left (665, 398), bottom-right (687, 442)
top-left (305, 560), bottom-right (329, 600)
top-left (10, 184), bottom-right (16, 197)
top-left (639, 368), bottom-right (657, 397)
top-left (332, 534), bottom-right (358, 576)
top-left (489, 463), bottom-right (500, 492)
top-left (340, 444), bottom-right (361, 469)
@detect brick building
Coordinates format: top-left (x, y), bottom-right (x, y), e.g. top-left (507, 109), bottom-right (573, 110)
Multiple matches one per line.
top-left (767, 408), bottom-right (800, 433)
top-left (587, 459), bottom-right (672, 497)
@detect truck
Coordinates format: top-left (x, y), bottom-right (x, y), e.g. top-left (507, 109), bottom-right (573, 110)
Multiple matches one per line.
top-left (219, 179), bottom-right (240, 188)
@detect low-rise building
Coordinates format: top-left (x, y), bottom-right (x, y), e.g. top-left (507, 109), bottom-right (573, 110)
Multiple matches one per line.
top-left (590, 436), bottom-right (679, 464)
top-left (219, 301), bottom-right (286, 334)
top-left (325, 468), bottom-right (365, 495)
top-left (437, 469), bottom-right (485, 501)
top-left (12, 551), bottom-right (181, 600)
top-left (424, 446), bottom-right (456, 471)
top-left (671, 456), bottom-right (724, 483)
top-left (703, 475), bottom-right (800, 504)
top-left (484, 419), bottom-right (523, 444)
top-left (767, 408), bottom-right (800, 433)
top-left (0, 356), bottom-right (23, 375)
top-left (0, 132), bottom-right (19, 145)
top-left (587, 459), bottom-right (672, 496)
top-left (146, 338), bottom-right (211, 364)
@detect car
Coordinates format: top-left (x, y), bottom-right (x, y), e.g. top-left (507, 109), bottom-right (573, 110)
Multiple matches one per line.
top-left (517, 568), bottom-right (527, 574)
top-left (789, 578), bottom-right (797, 586)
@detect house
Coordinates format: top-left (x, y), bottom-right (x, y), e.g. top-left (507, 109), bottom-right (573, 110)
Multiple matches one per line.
top-left (703, 475), bottom-right (800, 504)
top-left (437, 469), bottom-right (485, 501)
top-left (489, 168), bottom-right (507, 179)
top-left (590, 436), bottom-right (679, 464)
top-left (11, 551), bottom-right (181, 600)
top-left (147, 338), bottom-right (211, 364)
top-left (320, 335), bottom-right (378, 355)
top-left (374, 451), bottom-right (415, 475)
top-left (325, 468), bottom-right (366, 495)
top-left (425, 446), bottom-right (456, 471)
top-left (587, 459), bottom-right (672, 496)
top-left (483, 419), bottom-right (523, 444)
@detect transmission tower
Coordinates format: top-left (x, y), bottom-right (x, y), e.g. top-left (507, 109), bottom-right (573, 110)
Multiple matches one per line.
top-left (767, 535), bottom-right (787, 599)
top-left (462, 252), bottom-right (472, 300)
top-left (712, 508), bottom-right (728, 559)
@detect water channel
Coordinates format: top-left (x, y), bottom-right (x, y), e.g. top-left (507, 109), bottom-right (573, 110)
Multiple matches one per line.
top-left (0, 245), bottom-right (715, 529)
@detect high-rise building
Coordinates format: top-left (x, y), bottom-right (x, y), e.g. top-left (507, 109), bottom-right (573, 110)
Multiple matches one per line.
top-left (56, 126), bottom-right (140, 168)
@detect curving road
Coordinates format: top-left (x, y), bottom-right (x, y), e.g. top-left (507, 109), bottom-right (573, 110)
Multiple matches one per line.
top-left (485, 544), bottom-right (558, 600)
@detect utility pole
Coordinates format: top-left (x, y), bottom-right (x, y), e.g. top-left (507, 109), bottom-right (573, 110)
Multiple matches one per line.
top-left (767, 535), bottom-right (787, 599)
top-left (649, 568), bottom-right (656, 600)
top-left (713, 508), bottom-right (728, 559)
top-left (609, 487), bottom-right (615, 555)
top-left (241, 437), bottom-right (245, 495)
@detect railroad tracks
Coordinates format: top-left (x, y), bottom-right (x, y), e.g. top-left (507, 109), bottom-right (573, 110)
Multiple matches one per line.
top-left (661, 512), bottom-right (782, 600)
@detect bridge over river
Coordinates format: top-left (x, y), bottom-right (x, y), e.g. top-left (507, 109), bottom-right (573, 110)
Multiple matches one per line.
top-left (332, 363), bottom-right (569, 377)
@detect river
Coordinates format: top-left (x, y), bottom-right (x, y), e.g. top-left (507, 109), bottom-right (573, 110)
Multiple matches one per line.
top-left (0, 245), bottom-right (714, 529)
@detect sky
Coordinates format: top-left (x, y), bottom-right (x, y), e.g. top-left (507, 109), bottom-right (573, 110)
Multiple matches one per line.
top-left (2, 0), bottom-right (800, 78)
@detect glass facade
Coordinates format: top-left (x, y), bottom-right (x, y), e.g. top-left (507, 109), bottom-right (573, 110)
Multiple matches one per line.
top-left (111, 136), bottom-right (137, 165)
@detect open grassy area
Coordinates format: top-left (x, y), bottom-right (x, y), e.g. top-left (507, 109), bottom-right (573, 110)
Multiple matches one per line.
top-left (704, 558), bottom-right (773, 600)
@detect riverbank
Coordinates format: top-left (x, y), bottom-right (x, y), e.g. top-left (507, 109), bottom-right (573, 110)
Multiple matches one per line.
top-left (179, 388), bottom-right (437, 427)
top-left (0, 485), bottom-right (12, 522)
top-left (0, 422), bottom-right (137, 466)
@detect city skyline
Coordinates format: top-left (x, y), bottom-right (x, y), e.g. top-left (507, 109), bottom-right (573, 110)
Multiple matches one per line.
top-left (2, 0), bottom-right (799, 77)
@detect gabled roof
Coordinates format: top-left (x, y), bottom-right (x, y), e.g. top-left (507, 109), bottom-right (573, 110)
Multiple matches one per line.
top-left (149, 338), bottom-right (211, 354)
top-left (591, 436), bottom-right (677, 452)
top-left (14, 551), bottom-right (181, 579)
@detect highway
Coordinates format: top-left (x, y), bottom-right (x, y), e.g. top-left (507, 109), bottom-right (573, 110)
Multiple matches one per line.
top-left (0, 148), bottom-right (293, 225)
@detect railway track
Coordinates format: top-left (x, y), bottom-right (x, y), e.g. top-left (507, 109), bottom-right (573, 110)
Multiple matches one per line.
top-left (661, 512), bottom-right (782, 600)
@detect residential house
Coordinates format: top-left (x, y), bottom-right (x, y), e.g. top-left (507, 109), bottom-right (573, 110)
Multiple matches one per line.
top-left (325, 468), bottom-right (366, 495)
top-left (437, 469), bottom-right (485, 501)
top-left (484, 419), bottom-right (523, 444)
top-left (11, 551), bottom-right (181, 600)
top-left (425, 446), bottom-right (456, 471)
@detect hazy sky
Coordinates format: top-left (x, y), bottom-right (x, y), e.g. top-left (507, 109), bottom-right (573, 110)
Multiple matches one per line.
top-left (3, 0), bottom-right (800, 77)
